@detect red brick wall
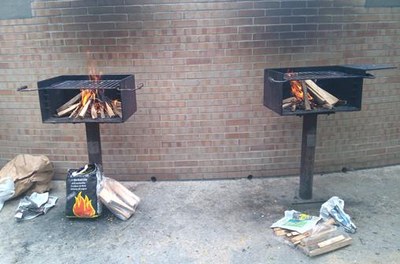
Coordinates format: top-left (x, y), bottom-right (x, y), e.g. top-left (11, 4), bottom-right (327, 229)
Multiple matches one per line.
top-left (0, 0), bottom-right (399, 180)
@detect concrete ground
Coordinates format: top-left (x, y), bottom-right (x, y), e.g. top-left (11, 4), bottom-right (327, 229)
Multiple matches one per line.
top-left (0, 165), bottom-right (399, 264)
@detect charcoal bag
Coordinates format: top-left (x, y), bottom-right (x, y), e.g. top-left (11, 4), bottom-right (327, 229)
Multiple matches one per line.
top-left (66, 164), bottom-right (102, 218)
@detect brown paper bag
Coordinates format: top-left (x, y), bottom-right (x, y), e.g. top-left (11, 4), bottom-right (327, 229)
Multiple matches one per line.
top-left (0, 154), bottom-right (54, 198)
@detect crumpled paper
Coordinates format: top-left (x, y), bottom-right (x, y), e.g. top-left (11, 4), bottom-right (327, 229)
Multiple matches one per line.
top-left (320, 196), bottom-right (357, 233)
top-left (15, 192), bottom-right (58, 221)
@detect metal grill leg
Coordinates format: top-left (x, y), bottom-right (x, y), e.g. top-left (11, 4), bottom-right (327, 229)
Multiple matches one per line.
top-left (85, 123), bottom-right (102, 165)
top-left (299, 114), bottom-right (318, 199)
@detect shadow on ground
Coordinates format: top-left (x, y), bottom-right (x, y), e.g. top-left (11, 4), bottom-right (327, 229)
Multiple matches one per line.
top-left (1, 165), bottom-right (399, 264)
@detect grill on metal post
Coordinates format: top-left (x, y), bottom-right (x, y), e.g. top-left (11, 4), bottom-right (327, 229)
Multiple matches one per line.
top-left (263, 64), bottom-right (394, 199)
top-left (18, 74), bottom-right (143, 166)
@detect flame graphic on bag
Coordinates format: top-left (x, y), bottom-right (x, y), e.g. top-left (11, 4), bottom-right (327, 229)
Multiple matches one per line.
top-left (72, 192), bottom-right (96, 217)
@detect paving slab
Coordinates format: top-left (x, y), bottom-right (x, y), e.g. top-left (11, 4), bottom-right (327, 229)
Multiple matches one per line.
top-left (0, 165), bottom-right (399, 264)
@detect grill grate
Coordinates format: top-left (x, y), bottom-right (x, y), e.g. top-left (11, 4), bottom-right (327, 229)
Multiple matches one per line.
top-left (283, 71), bottom-right (367, 81)
top-left (50, 80), bottom-right (121, 90)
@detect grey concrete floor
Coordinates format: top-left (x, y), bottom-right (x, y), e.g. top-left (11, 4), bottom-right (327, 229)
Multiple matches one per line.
top-left (0, 165), bottom-right (399, 264)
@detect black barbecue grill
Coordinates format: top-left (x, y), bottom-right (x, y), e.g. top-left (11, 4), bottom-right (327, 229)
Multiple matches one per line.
top-left (34, 75), bottom-right (138, 123)
top-left (18, 74), bottom-right (143, 166)
top-left (264, 64), bottom-right (395, 199)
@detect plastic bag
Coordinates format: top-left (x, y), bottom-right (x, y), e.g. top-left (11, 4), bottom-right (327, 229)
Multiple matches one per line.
top-left (0, 177), bottom-right (15, 211)
top-left (320, 196), bottom-right (357, 233)
top-left (99, 177), bottom-right (140, 221)
top-left (14, 192), bottom-right (58, 221)
top-left (66, 164), bottom-right (103, 218)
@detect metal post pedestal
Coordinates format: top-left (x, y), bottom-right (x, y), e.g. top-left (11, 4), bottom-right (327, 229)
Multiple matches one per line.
top-left (299, 114), bottom-right (318, 199)
top-left (85, 123), bottom-right (102, 165)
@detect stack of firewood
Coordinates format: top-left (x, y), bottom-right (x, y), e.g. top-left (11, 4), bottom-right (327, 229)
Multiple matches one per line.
top-left (283, 80), bottom-right (341, 111)
top-left (272, 219), bottom-right (352, 257)
top-left (56, 90), bottom-right (122, 119)
top-left (99, 177), bottom-right (140, 220)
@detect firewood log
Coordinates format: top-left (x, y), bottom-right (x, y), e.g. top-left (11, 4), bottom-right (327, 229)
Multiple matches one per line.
top-left (99, 178), bottom-right (140, 220)
top-left (91, 104), bottom-right (98, 119)
top-left (57, 102), bottom-right (80, 117)
top-left (105, 102), bottom-right (115, 117)
top-left (78, 99), bottom-right (92, 118)
top-left (301, 81), bottom-right (311, 110)
top-left (305, 80), bottom-right (339, 105)
top-left (283, 97), bottom-right (296, 104)
top-left (69, 105), bottom-right (81, 118)
top-left (99, 107), bottom-right (105, 119)
top-left (56, 93), bottom-right (81, 113)
top-left (111, 101), bottom-right (122, 118)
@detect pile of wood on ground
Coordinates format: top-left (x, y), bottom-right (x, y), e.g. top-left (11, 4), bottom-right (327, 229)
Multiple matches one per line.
top-left (272, 218), bottom-right (352, 257)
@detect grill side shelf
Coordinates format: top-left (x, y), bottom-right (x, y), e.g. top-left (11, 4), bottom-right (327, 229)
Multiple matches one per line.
top-left (268, 71), bottom-right (375, 83)
top-left (267, 64), bottom-right (395, 83)
top-left (283, 71), bottom-right (375, 81)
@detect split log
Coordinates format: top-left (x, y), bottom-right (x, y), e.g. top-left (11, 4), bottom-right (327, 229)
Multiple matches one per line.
top-left (91, 104), bottom-right (98, 119)
top-left (283, 97), bottom-right (296, 104)
top-left (322, 103), bottom-right (333, 109)
top-left (300, 81), bottom-right (311, 110)
top-left (304, 85), bottom-right (328, 105)
top-left (100, 189), bottom-right (133, 219)
top-left (286, 231), bottom-right (300, 237)
top-left (336, 99), bottom-right (348, 106)
top-left (56, 93), bottom-right (81, 113)
top-left (57, 102), bottom-right (80, 117)
top-left (273, 228), bottom-right (289, 236)
top-left (111, 100), bottom-right (122, 118)
top-left (282, 97), bottom-right (298, 109)
top-left (317, 235), bottom-right (346, 248)
top-left (291, 232), bottom-right (310, 244)
top-left (107, 179), bottom-right (140, 208)
top-left (113, 100), bottom-right (121, 108)
top-left (69, 105), bottom-right (81, 118)
top-left (78, 98), bottom-right (92, 118)
top-left (114, 108), bottom-right (122, 118)
top-left (104, 102), bottom-right (115, 117)
top-left (99, 107), bottom-right (105, 119)
top-left (282, 102), bottom-right (293, 109)
top-left (303, 237), bottom-right (352, 257)
top-left (305, 80), bottom-right (339, 105)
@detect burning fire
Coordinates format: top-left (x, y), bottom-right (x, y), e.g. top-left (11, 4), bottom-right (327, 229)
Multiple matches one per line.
top-left (72, 192), bottom-right (96, 217)
top-left (56, 64), bottom-right (122, 119)
top-left (81, 66), bottom-right (101, 107)
top-left (290, 80), bottom-right (313, 101)
top-left (81, 89), bottom-right (94, 106)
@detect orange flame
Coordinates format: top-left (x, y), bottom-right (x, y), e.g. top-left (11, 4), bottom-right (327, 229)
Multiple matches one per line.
top-left (290, 80), bottom-right (313, 101)
top-left (81, 89), bottom-right (93, 106)
top-left (80, 63), bottom-right (102, 106)
top-left (72, 192), bottom-right (96, 217)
